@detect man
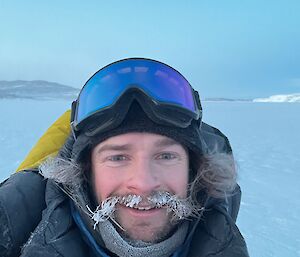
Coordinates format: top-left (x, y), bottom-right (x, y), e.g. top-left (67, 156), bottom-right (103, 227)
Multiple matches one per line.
top-left (0, 58), bottom-right (249, 256)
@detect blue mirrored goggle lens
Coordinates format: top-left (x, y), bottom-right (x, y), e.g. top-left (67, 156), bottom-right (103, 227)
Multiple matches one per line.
top-left (75, 59), bottom-right (196, 125)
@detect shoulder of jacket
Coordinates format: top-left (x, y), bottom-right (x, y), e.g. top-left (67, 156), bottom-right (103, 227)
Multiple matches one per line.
top-left (21, 196), bottom-right (89, 257)
top-left (0, 170), bottom-right (47, 257)
top-left (187, 207), bottom-right (249, 257)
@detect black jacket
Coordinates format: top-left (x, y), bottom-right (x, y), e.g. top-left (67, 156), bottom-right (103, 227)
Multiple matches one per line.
top-left (0, 170), bottom-right (249, 257)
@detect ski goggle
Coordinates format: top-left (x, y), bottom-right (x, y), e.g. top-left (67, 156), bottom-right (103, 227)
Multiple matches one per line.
top-left (71, 58), bottom-right (202, 136)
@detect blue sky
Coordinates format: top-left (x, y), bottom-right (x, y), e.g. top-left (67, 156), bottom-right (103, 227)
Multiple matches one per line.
top-left (0, 0), bottom-right (299, 98)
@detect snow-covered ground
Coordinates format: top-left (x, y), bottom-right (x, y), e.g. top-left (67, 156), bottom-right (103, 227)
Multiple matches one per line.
top-left (0, 99), bottom-right (71, 177)
top-left (202, 101), bottom-right (300, 257)
top-left (0, 99), bottom-right (299, 257)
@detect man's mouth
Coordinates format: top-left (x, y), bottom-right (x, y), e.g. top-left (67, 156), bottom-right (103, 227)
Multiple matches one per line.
top-left (133, 206), bottom-right (153, 210)
top-left (119, 203), bottom-right (156, 211)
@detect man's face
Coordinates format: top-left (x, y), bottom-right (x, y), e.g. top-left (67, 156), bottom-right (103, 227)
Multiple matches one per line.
top-left (91, 132), bottom-right (189, 243)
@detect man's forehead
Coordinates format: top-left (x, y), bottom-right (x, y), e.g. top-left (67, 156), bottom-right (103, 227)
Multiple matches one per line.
top-left (94, 132), bottom-right (185, 152)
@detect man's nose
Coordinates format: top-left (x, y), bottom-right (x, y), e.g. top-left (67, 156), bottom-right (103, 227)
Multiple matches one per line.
top-left (126, 158), bottom-right (160, 195)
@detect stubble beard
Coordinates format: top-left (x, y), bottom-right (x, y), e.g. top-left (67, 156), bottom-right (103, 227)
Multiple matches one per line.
top-left (113, 206), bottom-right (177, 244)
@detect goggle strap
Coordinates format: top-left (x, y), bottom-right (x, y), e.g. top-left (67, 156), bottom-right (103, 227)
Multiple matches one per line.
top-left (70, 100), bottom-right (77, 123)
top-left (193, 90), bottom-right (202, 111)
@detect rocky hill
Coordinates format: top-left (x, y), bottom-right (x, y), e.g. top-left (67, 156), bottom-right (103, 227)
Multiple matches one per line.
top-left (0, 80), bottom-right (79, 100)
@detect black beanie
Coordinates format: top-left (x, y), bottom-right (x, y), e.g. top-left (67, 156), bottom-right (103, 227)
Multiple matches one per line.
top-left (72, 102), bottom-right (208, 162)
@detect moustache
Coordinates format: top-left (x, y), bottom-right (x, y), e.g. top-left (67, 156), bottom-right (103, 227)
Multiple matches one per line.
top-left (86, 191), bottom-right (194, 230)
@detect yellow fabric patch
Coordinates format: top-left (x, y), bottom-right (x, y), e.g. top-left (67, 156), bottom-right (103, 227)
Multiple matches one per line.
top-left (16, 110), bottom-right (71, 172)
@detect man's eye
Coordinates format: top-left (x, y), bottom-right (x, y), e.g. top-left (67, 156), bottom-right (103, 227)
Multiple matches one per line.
top-left (157, 153), bottom-right (176, 160)
top-left (108, 155), bottom-right (127, 161)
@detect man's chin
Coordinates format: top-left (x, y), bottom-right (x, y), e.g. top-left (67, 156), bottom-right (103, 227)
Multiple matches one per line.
top-left (118, 215), bottom-right (175, 243)
top-left (119, 223), bottom-right (174, 244)
top-left (114, 207), bottom-right (175, 244)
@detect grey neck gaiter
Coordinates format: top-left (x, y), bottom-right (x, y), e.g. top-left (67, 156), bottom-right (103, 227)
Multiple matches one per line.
top-left (98, 220), bottom-right (189, 257)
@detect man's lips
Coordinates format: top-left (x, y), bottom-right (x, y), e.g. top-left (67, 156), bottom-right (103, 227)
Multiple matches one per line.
top-left (118, 204), bottom-right (165, 218)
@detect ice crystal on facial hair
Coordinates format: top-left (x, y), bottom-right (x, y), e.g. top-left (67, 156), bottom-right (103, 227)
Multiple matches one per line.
top-left (87, 192), bottom-right (194, 229)
top-left (86, 196), bottom-right (120, 229)
top-left (147, 191), bottom-right (193, 219)
top-left (120, 194), bottom-right (142, 208)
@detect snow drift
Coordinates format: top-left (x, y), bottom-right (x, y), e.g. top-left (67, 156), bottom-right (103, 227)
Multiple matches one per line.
top-left (253, 93), bottom-right (300, 103)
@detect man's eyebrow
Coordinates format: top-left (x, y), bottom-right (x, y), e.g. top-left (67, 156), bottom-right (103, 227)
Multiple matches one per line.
top-left (96, 138), bottom-right (182, 154)
top-left (154, 138), bottom-right (182, 148)
top-left (96, 144), bottom-right (132, 155)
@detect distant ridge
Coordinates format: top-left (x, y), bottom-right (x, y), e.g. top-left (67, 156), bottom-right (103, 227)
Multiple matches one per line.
top-left (0, 80), bottom-right (79, 100)
top-left (204, 94), bottom-right (300, 103)
top-left (204, 98), bottom-right (252, 102)
top-left (253, 93), bottom-right (300, 103)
